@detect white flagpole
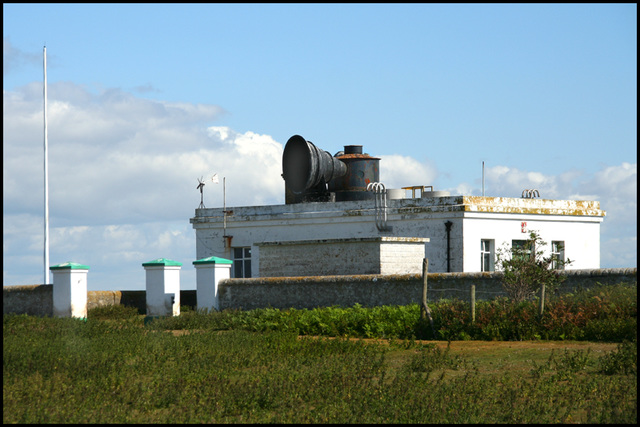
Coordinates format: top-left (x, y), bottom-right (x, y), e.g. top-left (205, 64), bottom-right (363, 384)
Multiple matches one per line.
top-left (43, 46), bottom-right (50, 284)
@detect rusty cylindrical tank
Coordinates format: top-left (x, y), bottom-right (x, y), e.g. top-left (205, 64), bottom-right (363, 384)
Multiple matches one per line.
top-left (328, 145), bottom-right (380, 201)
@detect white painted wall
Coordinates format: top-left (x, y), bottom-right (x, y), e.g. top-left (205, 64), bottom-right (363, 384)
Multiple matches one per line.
top-left (51, 267), bottom-right (88, 318)
top-left (462, 214), bottom-right (602, 271)
top-left (144, 266), bottom-right (181, 316)
top-left (195, 262), bottom-right (231, 311)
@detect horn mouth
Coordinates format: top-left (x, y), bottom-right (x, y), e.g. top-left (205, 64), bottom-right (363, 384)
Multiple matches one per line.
top-left (282, 135), bottom-right (347, 194)
top-left (282, 135), bottom-right (313, 193)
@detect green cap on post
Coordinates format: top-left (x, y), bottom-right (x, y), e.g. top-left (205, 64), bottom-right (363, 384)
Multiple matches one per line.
top-left (193, 256), bottom-right (233, 265)
top-left (142, 258), bottom-right (182, 267)
top-left (50, 262), bottom-right (90, 270)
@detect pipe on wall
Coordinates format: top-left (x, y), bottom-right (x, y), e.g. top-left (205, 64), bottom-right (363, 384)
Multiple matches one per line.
top-left (445, 221), bottom-right (453, 272)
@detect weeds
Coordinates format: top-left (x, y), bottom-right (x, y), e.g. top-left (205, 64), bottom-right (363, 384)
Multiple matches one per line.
top-left (597, 339), bottom-right (637, 376)
top-left (405, 341), bottom-right (468, 374)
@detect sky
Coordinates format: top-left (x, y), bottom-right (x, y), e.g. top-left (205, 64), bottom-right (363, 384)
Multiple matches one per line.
top-left (3, 3), bottom-right (637, 291)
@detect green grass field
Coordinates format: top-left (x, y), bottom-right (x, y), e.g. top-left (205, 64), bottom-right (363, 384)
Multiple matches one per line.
top-left (3, 283), bottom-right (637, 423)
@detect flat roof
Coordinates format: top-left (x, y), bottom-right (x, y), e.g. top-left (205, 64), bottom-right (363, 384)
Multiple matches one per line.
top-left (256, 237), bottom-right (430, 246)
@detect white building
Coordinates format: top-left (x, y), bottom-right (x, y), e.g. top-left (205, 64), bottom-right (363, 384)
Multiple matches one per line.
top-left (190, 136), bottom-right (605, 278)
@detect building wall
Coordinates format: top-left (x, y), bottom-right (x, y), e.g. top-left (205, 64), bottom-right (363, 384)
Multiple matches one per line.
top-left (462, 214), bottom-right (602, 271)
top-left (379, 239), bottom-right (430, 274)
top-left (191, 195), bottom-right (604, 276)
top-left (257, 237), bottom-right (429, 277)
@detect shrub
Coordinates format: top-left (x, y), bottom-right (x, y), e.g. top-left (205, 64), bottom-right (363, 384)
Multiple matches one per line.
top-left (496, 231), bottom-right (572, 302)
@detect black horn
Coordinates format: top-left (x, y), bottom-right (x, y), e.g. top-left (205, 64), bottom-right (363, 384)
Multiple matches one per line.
top-left (282, 135), bottom-right (347, 194)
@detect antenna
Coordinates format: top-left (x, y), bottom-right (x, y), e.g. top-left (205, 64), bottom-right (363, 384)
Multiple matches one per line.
top-left (43, 45), bottom-right (50, 284)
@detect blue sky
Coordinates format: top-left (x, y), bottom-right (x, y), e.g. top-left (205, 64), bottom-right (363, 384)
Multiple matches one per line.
top-left (3, 3), bottom-right (637, 291)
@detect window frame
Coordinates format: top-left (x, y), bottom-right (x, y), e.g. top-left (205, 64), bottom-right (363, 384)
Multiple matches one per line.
top-left (480, 239), bottom-right (495, 272)
top-left (551, 241), bottom-right (565, 270)
top-left (232, 247), bottom-right (252, 278)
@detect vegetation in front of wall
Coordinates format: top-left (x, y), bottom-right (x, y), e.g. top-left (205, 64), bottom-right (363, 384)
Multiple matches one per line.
top-left (3, 313), bottom-right (636, 423)
top-left (496, 230), bottom-right (572, 302)
top-left (145, 282), bottom-right (636, 342)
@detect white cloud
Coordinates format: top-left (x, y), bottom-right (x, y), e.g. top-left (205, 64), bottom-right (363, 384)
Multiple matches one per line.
top-left (478, 165), bottom-right (566, 199)
top-left (3, 82), bottom-right (285, 224)
top-left (378, 154), bottom-right (438, 190)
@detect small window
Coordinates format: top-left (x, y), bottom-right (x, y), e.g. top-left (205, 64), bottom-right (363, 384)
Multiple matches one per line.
top-left (232, 247), bottom-right (252, 278)
top-left (512, 239), bottom-right (535, 261)
top-left (480, 239), bottom-right (495, 272)
top-left (551, 241), bottom-right (565, 270)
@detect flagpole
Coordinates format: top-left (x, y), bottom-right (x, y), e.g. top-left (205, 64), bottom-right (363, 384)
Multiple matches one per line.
top-left (43, 46), bottom-right (50, 284)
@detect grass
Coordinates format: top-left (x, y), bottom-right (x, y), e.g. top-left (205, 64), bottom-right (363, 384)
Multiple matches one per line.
top-left (3, 282), bottom-right (637, 423)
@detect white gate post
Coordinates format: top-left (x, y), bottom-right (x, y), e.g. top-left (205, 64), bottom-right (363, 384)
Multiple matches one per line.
top-left (194, 256), bottom-right (233, 312)
top-left (50, 262), bottom-right (89, 319)
top-left (142, 258), bottom-right (182, 316)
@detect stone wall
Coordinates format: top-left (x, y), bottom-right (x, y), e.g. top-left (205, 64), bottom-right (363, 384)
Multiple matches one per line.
top-left (3, 268), bottom-right (636, 316)
top-left (217, 268), bottom-right (636, 311)
top-left (3, 285), bottom-right (53, 316)
top-left (3, 287), bottom-right (197, 317)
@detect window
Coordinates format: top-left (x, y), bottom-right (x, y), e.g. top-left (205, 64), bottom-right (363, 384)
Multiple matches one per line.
top-left (512, 239), bottom-right (535, 261)
top-left (480, 239), bottom-right (495, 272)
top-left (233, 247), bottom-right (252, 278)
top-left (551, 241), bottom-right (565, 270)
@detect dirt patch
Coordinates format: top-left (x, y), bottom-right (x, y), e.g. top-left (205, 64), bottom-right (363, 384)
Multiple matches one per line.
top-left (299, 335), bottom-right (617, 350)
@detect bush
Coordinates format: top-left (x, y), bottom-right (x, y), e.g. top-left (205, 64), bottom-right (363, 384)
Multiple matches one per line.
top-left (496, 231), bottom-right (572, 302)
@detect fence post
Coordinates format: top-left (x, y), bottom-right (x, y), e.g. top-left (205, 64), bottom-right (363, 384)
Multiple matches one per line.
top-left (538, 283), bottom-right (546, 318)
top-left (470, 284), bottom-right (476, 324)
top-left (421, 258), bottom-right (436, 337)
